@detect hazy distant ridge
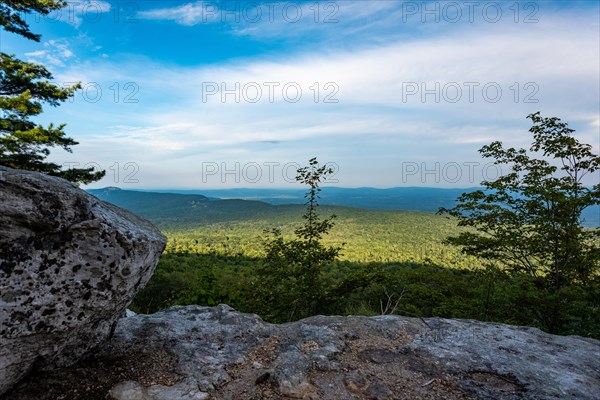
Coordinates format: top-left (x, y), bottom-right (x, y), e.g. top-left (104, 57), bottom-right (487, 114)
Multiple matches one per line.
top-left (88, 187), bottom-right (599, 228)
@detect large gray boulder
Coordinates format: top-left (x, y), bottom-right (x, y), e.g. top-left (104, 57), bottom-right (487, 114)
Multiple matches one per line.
top-left (0, 166), bottom-right (167, 395)
top-left (4, 305), bottom-right (599, 400)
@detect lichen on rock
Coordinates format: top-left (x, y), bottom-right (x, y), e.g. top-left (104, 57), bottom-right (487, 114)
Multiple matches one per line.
top-left (0, 166), bottom-right (167, 395)
top-left (4, 305), bottom-right (599, 400)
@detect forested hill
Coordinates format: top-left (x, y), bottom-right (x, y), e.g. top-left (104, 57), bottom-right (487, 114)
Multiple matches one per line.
top-left (87, 187), bottom-right (302, 226)
top-left (155, 187), bottom-right (470, 211)
top-left (89, 187), bottom-right (599, 228)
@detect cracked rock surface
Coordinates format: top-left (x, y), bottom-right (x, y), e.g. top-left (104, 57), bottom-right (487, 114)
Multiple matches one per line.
top-left (3, 305), bottom-right (599, 400)
top-left (0, 167), bottom-right (167, 396)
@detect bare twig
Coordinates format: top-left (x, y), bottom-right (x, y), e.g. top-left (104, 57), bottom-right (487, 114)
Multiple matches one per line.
top-left (380, 287), bottom-right (405, 315)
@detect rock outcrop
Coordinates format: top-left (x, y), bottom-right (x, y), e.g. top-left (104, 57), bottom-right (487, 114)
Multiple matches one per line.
top-left (4, 305), bottom-right (599, 400)
top-left (0, 167), bottom-right (167, 395)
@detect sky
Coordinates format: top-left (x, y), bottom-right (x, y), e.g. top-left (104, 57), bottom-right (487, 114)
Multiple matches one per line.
top-left (2, 0), bottom-right (599, 189)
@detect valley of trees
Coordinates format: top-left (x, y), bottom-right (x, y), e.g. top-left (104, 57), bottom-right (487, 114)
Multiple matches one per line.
top-left (3, 1), bottom-right (599, 340)
top-left (132, 144), bottom-right (599, 339)
top-left (131, 198), bottom-right (599, 339)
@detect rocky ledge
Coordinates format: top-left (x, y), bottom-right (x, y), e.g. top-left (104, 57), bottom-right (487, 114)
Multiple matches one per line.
top-left (3, 305), bottom-right (599, 400)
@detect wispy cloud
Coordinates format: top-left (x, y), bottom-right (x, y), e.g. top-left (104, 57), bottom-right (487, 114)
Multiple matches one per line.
top-left (137, 0), bottom-right (416, 43)
top-left (37, 2), bottom-right (599, 188)
top-left (25, 39), bottom-right (75, 66)
top-left (138, 1), bottom-right (218, 25)
top-left (62, 0), bottom-right (112, 28)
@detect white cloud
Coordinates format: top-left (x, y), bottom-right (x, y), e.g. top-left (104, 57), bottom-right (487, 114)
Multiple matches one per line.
top-left (45, 9), bottom-right (599, 188)
top-left (137, 0), bottom-right (406, 39)
top-left (25, 40), bottom-right (75, 66)
top-left (24, 50), bottom-right (47, 58)
top-left (138, 1), bottom-right (218, 25)
top-left (48, 40), bottom-right (74, 58)
top-left (64, 0), bottom-right (112, 28)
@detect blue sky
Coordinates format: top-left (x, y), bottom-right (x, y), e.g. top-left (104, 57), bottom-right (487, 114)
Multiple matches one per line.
top-left (3, 0), bottom-right (599, 188)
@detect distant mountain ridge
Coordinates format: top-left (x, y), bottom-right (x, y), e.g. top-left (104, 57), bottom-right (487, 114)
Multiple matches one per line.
top-left (87, 188), bottom-right (294, 226)
top-left (152, 187), bottom-right (475, 212)
top-left (88, 187), bottom-right (599, 228)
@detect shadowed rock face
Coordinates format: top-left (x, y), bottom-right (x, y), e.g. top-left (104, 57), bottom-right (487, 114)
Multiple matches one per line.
top-left (0, 166), bottom-right (167, 396)
top-left (4, 305), bottom-right (599, 400)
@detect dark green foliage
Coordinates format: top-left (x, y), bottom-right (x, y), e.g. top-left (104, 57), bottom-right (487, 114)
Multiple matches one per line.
top-left (0, 0), bottom-right (105, 183)
top-left (131, 252), bottom-right (600, 339)
top-left (132, 253), bottom-right (251, 314)
top-left (0, 0), bottom-right (66, 41)
top-left (440, 113), bottom-right (600, 333)
top-left (250, 158), bottom-right (343, 322)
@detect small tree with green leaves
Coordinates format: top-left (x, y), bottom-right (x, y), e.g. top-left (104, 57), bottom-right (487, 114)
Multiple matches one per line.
top-left (252, 158), bottom-right (342, 322)
top-left (440, 112), bottom-right (600, 333)
top-left (0, 0), bottom-right (105, 183)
